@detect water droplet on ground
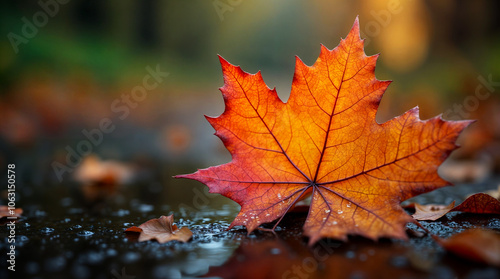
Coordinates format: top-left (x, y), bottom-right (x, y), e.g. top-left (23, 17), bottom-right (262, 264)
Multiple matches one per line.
top-left (77, 230), bottom-right (94, 237)
top-left (40, 227), bottom-right (54, 234)
top-left (44, 256), bottom-right (66, 272)
top-left (35, 210), bottom-right (47, 217)
top-left (390, 256), bottom-right (408, 268)
top-left (60, 197), bottom-right (73, 207)
top-left (26, 261), bottom-right (39, 274)
top-left (68, 208), bottom-right (83, 214)
top-left (487, 219), bottom-right (500, 228)
top-left (153, 265), bottom-right (181, 279)
top-left (270, 248), bottom-right (281, 255)
top-left (137, 204), bottom-right (154, 213)
top-left (122, 252), bottom-right (140, 264)
top-left (71, 263), bottom-right (90, 279)
top-left (345, 251), bottom-right (355, 259)
top-left (106, 249), bottom-right (118, 257)
top-left (84, 251), bottom-right (105, 265)
top-left (116, 209), bottom-right (131, 217)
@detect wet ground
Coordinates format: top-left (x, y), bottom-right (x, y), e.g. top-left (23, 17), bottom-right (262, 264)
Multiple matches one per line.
top-left (1, 166), bottom-right (499, 279)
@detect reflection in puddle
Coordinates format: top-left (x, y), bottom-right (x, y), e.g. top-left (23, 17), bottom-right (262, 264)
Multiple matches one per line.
top-left (205, 238), bottom-right (428, 279)
top-left (7, 169), bottom-right (499, 279)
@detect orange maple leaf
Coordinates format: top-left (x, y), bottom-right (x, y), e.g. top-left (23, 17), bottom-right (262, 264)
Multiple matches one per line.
top-left (176, 18), bottom-right (471, 244)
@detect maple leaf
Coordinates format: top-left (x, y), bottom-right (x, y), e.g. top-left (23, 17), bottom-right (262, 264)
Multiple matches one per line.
top-left (124, 215), bottom-right (192, 243)
top-left (176, 18), bottom-right (471, 244)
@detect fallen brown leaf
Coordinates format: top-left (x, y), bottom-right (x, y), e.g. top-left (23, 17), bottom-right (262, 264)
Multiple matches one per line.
top-left (451, 193), bottom-right (500, 214)
top-left (434, 229), bottom-right (500, 266)
top-left (412, 202), bottom-right (455, 221)
top-left (125, 215), bottom-right (192, 243)
top-left (409, 192), bottom-right (500, 222)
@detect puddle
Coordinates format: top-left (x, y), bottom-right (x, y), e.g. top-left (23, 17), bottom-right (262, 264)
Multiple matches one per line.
top-left (1, 168), bottom-right (499, 278)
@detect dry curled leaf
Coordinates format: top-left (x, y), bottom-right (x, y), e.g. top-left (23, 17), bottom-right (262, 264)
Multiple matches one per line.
top-left (125, 215), bottom-right (192, 243)
top-left (412, 201), bottom-right (455, 221)
top-left (177, 18), bottom-right (470, 244)
top-left (451, 193), bottom-right (500, 215)
top-left (434, 229), bottom-right (500, 266)
top-left (409, 192), bottom-right (500, 221)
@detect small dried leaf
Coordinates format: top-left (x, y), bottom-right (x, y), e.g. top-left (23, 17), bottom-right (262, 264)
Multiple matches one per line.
top-left (412, 202), bottom-right (455, 221)
top-left (125, 215), bottom-right (192, 243)
top-left (434, 229), bottom-right (500, 266)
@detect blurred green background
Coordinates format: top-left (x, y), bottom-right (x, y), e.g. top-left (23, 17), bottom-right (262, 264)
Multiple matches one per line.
top-left (1, 0), bottom-right (500, 186)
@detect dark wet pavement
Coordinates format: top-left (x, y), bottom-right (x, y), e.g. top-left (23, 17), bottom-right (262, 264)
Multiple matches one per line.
top-left (1, 167), bottom-right (499, 279)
